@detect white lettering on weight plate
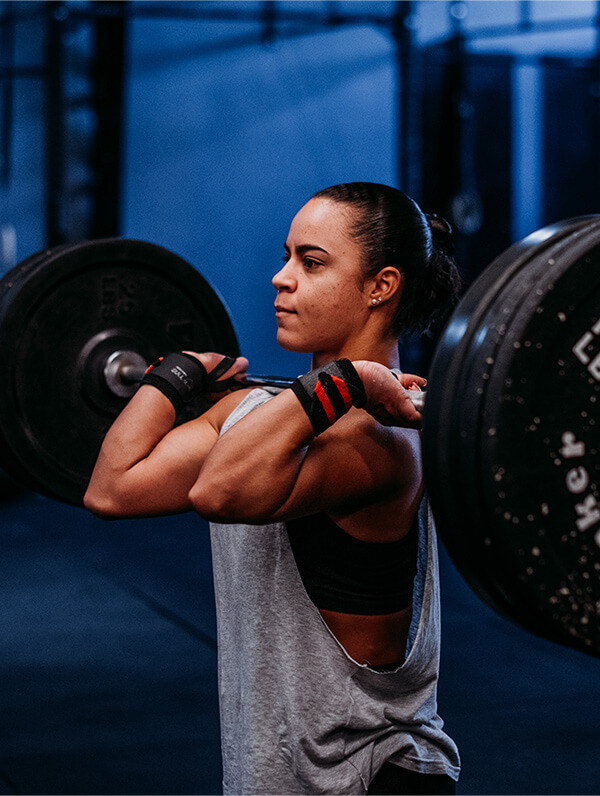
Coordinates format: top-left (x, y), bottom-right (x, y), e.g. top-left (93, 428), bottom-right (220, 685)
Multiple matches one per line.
top-left (559, 431), bottom-right (600, 546)
top-left (572, 317), bottom-right (600, 381)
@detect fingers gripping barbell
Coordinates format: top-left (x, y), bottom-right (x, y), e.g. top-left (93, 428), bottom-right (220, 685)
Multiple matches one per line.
top-left (0, 223), bottom-right (599, 659)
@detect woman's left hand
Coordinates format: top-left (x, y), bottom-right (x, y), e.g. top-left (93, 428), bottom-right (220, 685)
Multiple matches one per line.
top-left (352, 360), bottom-right (426, 429)
top-left (182, 352), bottom-right (249, 402)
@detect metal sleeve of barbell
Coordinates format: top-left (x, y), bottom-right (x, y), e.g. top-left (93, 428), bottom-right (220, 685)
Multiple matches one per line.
top-left (408, 390), bottom-right (425, 412)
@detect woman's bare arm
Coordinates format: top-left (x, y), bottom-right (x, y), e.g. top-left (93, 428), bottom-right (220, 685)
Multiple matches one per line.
top-left (188, 362), bottom-right (424, 524)
top-left (83, 354), bottom-right (249, 518)
top-left (83, 385), bottom-right (252, 518)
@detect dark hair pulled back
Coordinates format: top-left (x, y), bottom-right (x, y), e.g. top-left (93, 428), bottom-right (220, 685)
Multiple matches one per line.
top-left (312, 182), bottom-right (461, 335)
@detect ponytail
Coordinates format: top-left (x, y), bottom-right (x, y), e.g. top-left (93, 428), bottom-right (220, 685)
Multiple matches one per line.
top-left (416, 213), bottom-right (462, 334)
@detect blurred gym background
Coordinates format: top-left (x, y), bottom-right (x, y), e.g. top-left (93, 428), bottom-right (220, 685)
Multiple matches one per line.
top-left (0, 1), bottom-right (599, 793)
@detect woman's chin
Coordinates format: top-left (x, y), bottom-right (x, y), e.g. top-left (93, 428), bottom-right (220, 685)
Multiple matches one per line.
top-left (276, 332), bottom-right (312, 353)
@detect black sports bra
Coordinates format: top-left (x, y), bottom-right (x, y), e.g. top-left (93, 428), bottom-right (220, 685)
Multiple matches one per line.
top-left (286, 513), bottom-right (418, 615)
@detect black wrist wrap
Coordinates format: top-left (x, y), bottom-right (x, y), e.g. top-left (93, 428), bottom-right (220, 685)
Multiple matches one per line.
top-left (141, 352), bottom-right (208, 413)
top-left (290, 359), bottom-right (367, 436)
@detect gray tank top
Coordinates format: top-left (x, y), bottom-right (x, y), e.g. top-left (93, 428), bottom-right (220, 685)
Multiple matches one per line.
top-left (209, 388), bottom-right (460, 794)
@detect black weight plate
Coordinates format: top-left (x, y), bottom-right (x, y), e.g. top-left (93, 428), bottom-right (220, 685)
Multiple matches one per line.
top-left (0, 244), bottom-right (83, 497)
top-left (455, 221), bottom-right (600, 648)
top-left (0, 239), bottom-right (240, 506)
top-left (422, 218), bottom-right (597, 591)
top-left (480, 243), bottom-right (600, 656)
top-left (423, 216), bottom-right (600, 657)
top-left (449, 221), bottom-right (600, 566)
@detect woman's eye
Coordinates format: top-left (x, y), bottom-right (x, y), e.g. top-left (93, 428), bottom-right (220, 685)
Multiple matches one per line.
top-left (280, 253), bottom-right (320, 269)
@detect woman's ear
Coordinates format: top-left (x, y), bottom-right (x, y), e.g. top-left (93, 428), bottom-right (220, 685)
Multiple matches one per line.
top-left (367, 267), bottom-right (402, 307)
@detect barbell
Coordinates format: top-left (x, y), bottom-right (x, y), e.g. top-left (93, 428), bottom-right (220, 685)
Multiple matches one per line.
top-left (0, 220), bottom-right (598, 660)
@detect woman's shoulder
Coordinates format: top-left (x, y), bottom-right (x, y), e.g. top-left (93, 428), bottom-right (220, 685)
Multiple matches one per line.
top-left (339, 406), bottom-right (421, 446)
top-left (308, 411), bottom-right (422, 531)
top-left (314, 408), bottom-right (422, 479)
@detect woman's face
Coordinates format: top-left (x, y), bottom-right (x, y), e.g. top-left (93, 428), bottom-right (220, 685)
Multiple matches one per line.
top-left (272, 198), bottom-right (372, 362)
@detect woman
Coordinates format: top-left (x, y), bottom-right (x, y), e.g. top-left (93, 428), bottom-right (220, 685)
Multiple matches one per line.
top-left (85, 182), bottom-right (462, 795)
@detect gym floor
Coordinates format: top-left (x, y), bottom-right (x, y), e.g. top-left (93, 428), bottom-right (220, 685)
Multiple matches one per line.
top-left (0, 480), bottom-right (599, 796)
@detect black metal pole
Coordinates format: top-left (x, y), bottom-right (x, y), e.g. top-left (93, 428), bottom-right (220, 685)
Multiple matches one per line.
top-left (392, 1), bottom-right (421, 198)
top-left (45, 1), bottom-right (66, 245)
top-left (90, 1), bottom-right (128, 238)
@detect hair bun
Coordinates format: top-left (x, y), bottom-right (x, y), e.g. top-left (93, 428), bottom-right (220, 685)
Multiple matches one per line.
top-left (421, 212), bottom-right (461, 333)
top-left (426, 213), bottom-right (455, 256)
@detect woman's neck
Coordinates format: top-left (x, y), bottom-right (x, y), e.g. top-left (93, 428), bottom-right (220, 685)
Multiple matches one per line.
top-left (311, 337), bottom-right (400, 371)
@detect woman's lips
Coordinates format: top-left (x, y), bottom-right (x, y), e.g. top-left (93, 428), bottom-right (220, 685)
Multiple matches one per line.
top-left (275, 305), bottom-right (295, 317)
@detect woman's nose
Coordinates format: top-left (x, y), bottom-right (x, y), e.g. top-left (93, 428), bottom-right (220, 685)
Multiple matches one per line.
top-left (272, 260), bottom-right (296, 291)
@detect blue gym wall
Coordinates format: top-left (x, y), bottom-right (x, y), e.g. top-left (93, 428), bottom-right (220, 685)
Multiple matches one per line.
top-left (123, 8), bottom-right (397, 375)
top-left (5, 0), bottom-right (598, 371)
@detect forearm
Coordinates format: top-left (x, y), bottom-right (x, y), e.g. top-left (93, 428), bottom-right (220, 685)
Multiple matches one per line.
top-left (189, 388), bottom-right (315, 522)
top-left (84, 386), bottom-right (177, 514)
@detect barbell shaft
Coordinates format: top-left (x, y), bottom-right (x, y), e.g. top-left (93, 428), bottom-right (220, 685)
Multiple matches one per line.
top-left (104, 350), bottom-right (427, 411)
top-left (238, 374), bottom-right (426, 411)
